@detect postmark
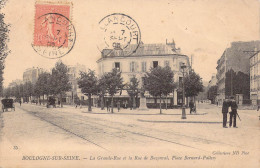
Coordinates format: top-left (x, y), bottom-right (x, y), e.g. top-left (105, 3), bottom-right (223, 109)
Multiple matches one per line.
top-left (98, 13), bottom-right (141, 56)
top-left (32, 2), bottom-right (76, 59)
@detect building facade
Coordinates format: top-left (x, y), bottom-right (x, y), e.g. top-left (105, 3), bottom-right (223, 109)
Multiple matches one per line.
top-left (23, 67), bottom-right (45, 84)
top-left (250, 48), bottom-right (260, 105)
top-left (65, 63), bottom-right (86, 104)
top-left (216, 41), bottom-right (260, 105)
top-left (97, 41), bottom-right (190, 108)
top-left (216, 51), bottom-right (226, 105)
top-left (208, 74), bottom-right (217, 88)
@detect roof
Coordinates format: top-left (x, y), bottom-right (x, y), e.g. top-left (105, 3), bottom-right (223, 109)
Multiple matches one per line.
top-left (101, 43), bottom-right (181, 58)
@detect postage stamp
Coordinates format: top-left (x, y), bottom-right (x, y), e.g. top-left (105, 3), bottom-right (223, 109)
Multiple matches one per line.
top-left (32, 1), bottom-right (76, 59)
top-left (98, 13), bottom-right (141, 56)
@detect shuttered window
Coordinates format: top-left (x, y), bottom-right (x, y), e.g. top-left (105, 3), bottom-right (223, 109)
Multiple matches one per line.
top-left (130, 62), bottom-right (136, 72)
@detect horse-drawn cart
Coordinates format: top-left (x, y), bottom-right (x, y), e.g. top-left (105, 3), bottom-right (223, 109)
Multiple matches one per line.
top-left (1, 98), bottom-right (15, 112)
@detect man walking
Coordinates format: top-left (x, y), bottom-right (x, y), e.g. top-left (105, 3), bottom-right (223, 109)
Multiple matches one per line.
top-left (117, 101), bottom-right (120, 112)
top-left (106, 99), bottom-right (110, 112)
top-left (222, 99), bottom-right (229, 128)
top-left (189, 100), bottom-right (194, 114)
top-left (229, 96), bottom-right (238, 128)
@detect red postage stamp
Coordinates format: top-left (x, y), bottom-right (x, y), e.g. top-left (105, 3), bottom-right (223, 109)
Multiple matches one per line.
top-left (32, 1), bottom-right (76, 59)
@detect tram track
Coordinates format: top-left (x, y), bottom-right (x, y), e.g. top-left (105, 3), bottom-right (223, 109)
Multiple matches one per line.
top-left (27, 110), bottom-right (109, 151)
top-left (18, 105), bottom-right (239, 152)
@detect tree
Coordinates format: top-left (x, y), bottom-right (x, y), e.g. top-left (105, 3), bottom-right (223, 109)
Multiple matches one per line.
top-left (78, 69), bottom-right (98, 112)
top-left (50, 61), bottom-right (71, 107)
top-left (19, 84), bottom-right (24, 101)
top-left (103, 68), bottom-right (124, 113)
top-left (0, 1), bottom-right (10, 96)
top-left (225, 69), bottom-right (250, 99)
top-left (183, 70), bottom-right (204, 102)
top-left (23, 81), bottom-right (34, 102)
top-left (35, 72), bottom-right (51, 104)
top-left (207, 85), bottom-right (218, 104)
top-left (126, 76), bottom-right (139, 109)
top-left (13, 84), bottom-right (22, 99)
top-left (145, 66), bottom-right (175, 114)
top-left (3, 87), bottom-right (11, 98)
top-left (97, 75), bottom-right (107, 110)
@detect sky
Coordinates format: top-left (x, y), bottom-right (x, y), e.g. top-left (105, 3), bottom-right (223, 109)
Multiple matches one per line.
top-left (2, 0), bottom-right (260, 87)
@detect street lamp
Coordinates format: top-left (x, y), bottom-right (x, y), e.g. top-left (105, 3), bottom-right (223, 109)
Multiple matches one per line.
top-left (181, 63), bottom-right (187, 119)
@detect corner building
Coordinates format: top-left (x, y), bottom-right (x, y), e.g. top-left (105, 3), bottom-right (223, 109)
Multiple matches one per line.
top-left (96, 41), bottom-right (190, 108)
top-left (216, 41), bottom-right (260, 105)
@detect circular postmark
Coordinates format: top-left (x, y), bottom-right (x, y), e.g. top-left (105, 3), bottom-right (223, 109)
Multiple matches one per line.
top-left (32, 13), bottom-right (76, 59)
top-left (98, 13), bottom-right (141, 56)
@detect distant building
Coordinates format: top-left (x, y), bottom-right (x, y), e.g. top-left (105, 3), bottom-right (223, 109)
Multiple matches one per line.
top-left (65, 63), bottom-right (86, 104)
top-left (208, 74), bottom-right (217, 88)
top-left (216, 41), bottom-right (260, 105)
top-left (197, 80), bottom-right (209, 101)
top-left (97, 40), bottom-right (191, 108)
top-left (249, 48), bottom-right (260, 105)
top-left (197, 74), bottom-right (216, 103)
top-left (23, 67), bottom-right (45, 84)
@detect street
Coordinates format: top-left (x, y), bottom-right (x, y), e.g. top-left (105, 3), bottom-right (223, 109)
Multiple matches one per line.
top-left (0, 103), bottom-right (259, 168)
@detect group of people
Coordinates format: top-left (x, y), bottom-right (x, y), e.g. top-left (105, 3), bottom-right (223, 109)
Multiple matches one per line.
top-left (222, 96), bottom-right (238, 128)
top-left (106, 100), bottom-right (121, 112)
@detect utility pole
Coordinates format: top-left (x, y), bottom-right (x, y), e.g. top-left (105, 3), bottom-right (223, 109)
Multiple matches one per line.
top-left (181, 63), bottom-right (187, 119)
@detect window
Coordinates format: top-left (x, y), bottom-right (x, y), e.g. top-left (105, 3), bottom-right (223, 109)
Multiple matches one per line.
top-left (179, 62), bottom-right (185, 71)
top-left (141, 62), bottom-right (146, 72)
top-left (164, 60), bottom-right (169, 67)
top-left (115, 62), bottom-right (120, 71)
top-left (130, 62), bottom-right (136, 72)
top-left (153, 61), bottom-right (158, 68)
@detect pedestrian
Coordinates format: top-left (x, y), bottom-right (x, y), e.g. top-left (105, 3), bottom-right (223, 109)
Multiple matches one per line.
top-left (123, 101), bottom-right (127, 109)
top-left (19, 100), bottom-right (22, 106)
top-left (189, 100), bottom-right (194, 114)
top-left (229, 96), bottom-right (238, 128)
top-left (117, 101), bottom-right (120, 112)
top-left (129, 98), bottom-right (133, 110)
top-left (222, 98), bottom-right (229, 128)
top-left (106, 99), bottom-right (110, 112)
